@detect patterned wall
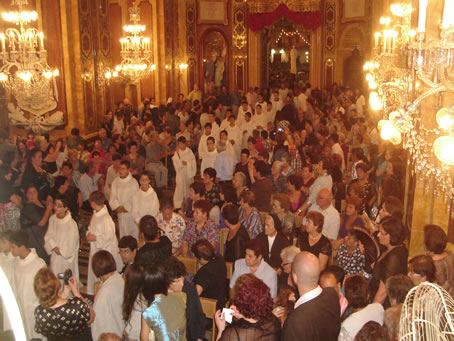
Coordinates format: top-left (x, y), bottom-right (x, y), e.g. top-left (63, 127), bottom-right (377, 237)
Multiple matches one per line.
top-left (323, 0), bottom-right (336, 88)
top-left (233, 0), bottom-right (248, 92)
top-left (186, 0), bottom-right (198, 91)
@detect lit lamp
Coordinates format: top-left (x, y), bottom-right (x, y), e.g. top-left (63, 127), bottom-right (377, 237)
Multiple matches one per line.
top-left (436, 107), bottom-right (454, 130)
top-left (369, 91), bottom-right (383, 111)
top-left (433, 136), bottom-right (454, 165)
top-left (378, 119), bottom-right (402, 145)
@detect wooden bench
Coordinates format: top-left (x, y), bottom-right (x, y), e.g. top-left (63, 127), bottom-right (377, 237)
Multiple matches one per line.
top-left (200, 297), bottom-right (218, 341)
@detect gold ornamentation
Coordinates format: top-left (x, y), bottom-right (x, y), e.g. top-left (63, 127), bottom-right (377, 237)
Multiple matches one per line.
top-left (247, 0), bottom-right (320, 14)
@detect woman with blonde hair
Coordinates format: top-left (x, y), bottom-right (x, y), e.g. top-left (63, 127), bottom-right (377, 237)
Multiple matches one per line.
top-left (34, 267), bottom-right (94, 341)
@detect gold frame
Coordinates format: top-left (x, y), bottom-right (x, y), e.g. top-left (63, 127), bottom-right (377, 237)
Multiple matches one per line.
top-left (342, 0), bottom-right (366, 23)
top-left (197, 0), bottom-right (228, 25)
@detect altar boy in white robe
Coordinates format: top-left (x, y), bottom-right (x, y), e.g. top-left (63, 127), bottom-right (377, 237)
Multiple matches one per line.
top-left (226, 114), bottom-right (243, 161)
top-left (0, 231), bottom-right (15, 332)
top-left (109, 160), bottom-right (139, 240)
top-left (132, 170), bottom-right (160, 223)
top-left (200, 136), bottom-right (218, 176)
top-left (44, 194), bottom-right (80, 283)
top-left (173, 136), bottom-right (196, 209)
top-left (9, 230), bottom-right (46, 340)
top-left (241, 111), bottom-right (255, 149)
top-left (86, 190), bottom-right (122, 295)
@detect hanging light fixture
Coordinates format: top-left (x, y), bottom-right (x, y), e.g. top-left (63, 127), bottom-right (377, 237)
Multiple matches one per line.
top-left (0, 0), bottom-right (59, 105)
top-left (115, 1), bottom-right (155, 82)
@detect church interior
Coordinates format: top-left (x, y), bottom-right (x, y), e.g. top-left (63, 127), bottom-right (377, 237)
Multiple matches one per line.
top-left (1, 0), bottom-right (454, 340)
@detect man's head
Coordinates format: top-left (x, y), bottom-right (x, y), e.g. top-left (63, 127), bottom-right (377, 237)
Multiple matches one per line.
top-left (291, 251), bottom-right (320, 294)
top-left (316, 188), bottom-right (333, 210)
top-left (206, 136), bottom-right (215, 152)
top-left (164, 256), bottom-right (186, 292)
top-left (119, 160), bottom-right (130, 178)
top-left (177, 136), bottom-right (187, 150)
top-left (9, 230), bottom-right (29, 258)
top-left (119, 235), bottom-right (138, 264)
top-left (204, 123), bottom-right (212, 136)
top-left (240, 149), bottom-right (250, 165)
top-left (244, 239), bottom-right (264, 268)
top-left (99, 128), bottom-right (107, 140)
top-left (216, 139), bottom-right (227, 153)
top-left (203, 167), bottom-right (216, 184)
top-left (253, 160), bottom-right (268, 178)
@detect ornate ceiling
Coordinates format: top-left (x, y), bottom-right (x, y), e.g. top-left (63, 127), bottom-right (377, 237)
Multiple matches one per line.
top-left (246, 0), bottom-right (321, 13)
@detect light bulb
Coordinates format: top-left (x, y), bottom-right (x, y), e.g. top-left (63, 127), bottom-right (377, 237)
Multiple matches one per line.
top-left (369, 91), bottom-right (382, 111)
top-left (433, 136), bottom-right (454, 165)
top-left (436, 108), bottom-right (454, 130)
top-left (368, 79), bottom-right (377, 90)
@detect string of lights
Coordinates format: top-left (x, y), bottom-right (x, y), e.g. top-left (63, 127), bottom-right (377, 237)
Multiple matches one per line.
top-left (275, 29), bottom-right (310, 45)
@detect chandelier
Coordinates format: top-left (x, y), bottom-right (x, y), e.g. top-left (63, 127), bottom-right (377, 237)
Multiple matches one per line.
top-left (114, 2), bottom-right (155, 82)
top-left (0, 0), bottom-right (59, 105)
top-left (365, 1), bottom-right (454, 204)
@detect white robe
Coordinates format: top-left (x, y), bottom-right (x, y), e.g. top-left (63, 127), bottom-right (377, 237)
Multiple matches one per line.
top-left (104, 165), bottom-right (119, 201)
top-left (44, 213), bottom-right (80, 283)
top-left (237, 105), bottom-right (253, 126)
top-left (198, 134), bottom-right (214, 160)
top-left (91, 272), bottom-right (125, 341)
top-left (211, 122), bottom-right (220, 141)
top-left (226, 124), bottom-right (242, 161)
top-left (201, 150), bottom-right (218, 176)
top-left (109, 173), bottom-right (139, 240)
top-left (0, 252), bottom-right (16, 331)
top-left (253, 113), bottom-right (268, 130)
top-left (12, 249), bottom-right (46, 340)
top-left (173, 148), bottom-right (196, 208)
top-left (132, 186), bottom-right (160, 223)
top-left (240, 120), bottom-right (256, 149)
top-left (86, 206), bottom-right (122, 295)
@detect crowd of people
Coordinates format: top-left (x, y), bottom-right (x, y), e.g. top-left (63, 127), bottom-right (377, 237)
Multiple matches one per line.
top-left (0, 81), bottom-right (452, 341)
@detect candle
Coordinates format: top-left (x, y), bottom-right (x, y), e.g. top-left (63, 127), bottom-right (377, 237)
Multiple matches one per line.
top-left (442, 0), bottom-right (454, 29)
top-left (0, 34), bottom-right (5, 51)
top-left (39, 33), bottom-right (44, 51)
top-left (418, 0), bottom-right (428, 32)
top-left (374, 32), bottom-right (380, 48)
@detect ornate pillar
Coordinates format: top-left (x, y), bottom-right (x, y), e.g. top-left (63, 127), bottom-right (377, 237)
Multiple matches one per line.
top-left (232, 0), bottom-right (248, 93)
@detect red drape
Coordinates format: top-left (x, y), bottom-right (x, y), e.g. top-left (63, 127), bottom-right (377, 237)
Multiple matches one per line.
top-left (247, 4), bottom-right (322, 32)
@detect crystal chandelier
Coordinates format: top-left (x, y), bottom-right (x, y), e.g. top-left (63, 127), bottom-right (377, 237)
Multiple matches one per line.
top-left (365, 1), bottom-right (454, 204)
top-left (0, 0), bottom-right (59, 105)
top-left (114, 2), bottom-right (155, 82)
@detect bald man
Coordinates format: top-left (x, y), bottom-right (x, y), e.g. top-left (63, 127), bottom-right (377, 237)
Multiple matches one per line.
top-left (309, 188), bottom-right (340, 240)
top-left (282, 252), bottom-right (341, 341)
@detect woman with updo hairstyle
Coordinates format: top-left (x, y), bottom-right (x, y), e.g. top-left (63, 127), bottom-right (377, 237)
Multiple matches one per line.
top-left (239, 190), bottom-right (263, 239)
top-left (271, 193), bottom-right (295, 239)
top-left (408, 255), bottom-right (436, 286)
top-left (34, 267), bottom-right (93, 341)
top-left (192, 238), bottom-right (227, 309)
top-left (296, 211), bottom-right (331, 271)
top-left (424, 224), bottom-right (454, 297)
top-left (140, 266), bottom-right (187, 341)
top-left (370, 217), bottom-right (408, 306)
top-left (215, 276), bottom-right (281, 340)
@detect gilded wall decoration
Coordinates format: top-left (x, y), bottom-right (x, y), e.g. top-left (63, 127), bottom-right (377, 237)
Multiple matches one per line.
top-left (186, 0), bottom-right (198, 87)
top-left (247, 0), bottom-right (320, 13)
top-left (233, 0), bottom-right (247, 92)
top-left (323, 0), bottom-right (336, 88)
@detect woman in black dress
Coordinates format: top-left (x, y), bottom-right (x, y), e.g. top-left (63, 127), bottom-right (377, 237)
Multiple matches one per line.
top-left (34, 267), bottom-right (94, 341)
top-left (370, 217), bottom-right (408, 306)
top-left (256, 214), bottom-right (291, 269)
top-left (21, 148), bottom-right (50, 201)
top-left (20, 184), bottom-right (53, 263)
top-left (296, 211), bottom-right (331, 271)
top-left (222, 204), bottom-right (250, 263)
top-left (192, 239), bottom-right (228, 309)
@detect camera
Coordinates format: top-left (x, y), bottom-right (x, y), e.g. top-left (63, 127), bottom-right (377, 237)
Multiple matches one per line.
top-left (58, 268), bottom-right (73, 285)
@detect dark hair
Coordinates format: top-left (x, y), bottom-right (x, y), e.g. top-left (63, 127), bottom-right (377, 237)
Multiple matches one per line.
top-left (306, 211), bottom-right (324, 233)
top-left (177, 136), bottom-right (187, 144)
top-left (139, 215), bottom-right (159, 241)
top-left (191, 239), bottom-right (216, 261)
top-left (112, 153), bottom-right (122, 161)
top-left (54, 193), bottom-right (69, 209)
top-left (120, 159), bottom-right (130, 168)
top-left (221, 184), bottom-right (237, 204)
top-left (9, 230), bottom-right (29, 247)
top-left (245, 239), bottom-right (264, 258)
top-left (287, 174), bottom-right (302, 189)
top-left (139, 170), bottom-right (153, 182)
top-left (61, 161), bottom-right (73, 170)
top-left (71, 128), bottom-right (80, 136)
top-left (190, 182), bottom-right (205, 196)
top-left (122, 263), bottom-right (144, 324)
top-left (128, 141), bottom-right (138, 149)
top-left (385, 275), bottom-right (414, 304)
top-left (424, 224), bottom-right (447, 254)
top-left (329, 133), bottom-right (339, 143)
top-left (240, 190), bottom-right (255, 206)
top-left (119, 235), bottom-right (138, 251)
top-left (222, 204), bottom-right (240, 225)
top-left (323, 265), bottom-right (345, 286)
top-left (142, 266), bottom-right (168, 305)
top-left (234, 276), bottom-right (273, 321)
top-left (381, 175), bottom-right (401, 199)
top-left (92, 151), bottom-right (101, 158)
top-left (355, 321), bottom-right (389, 341)
top-left (381, 217), bottom-right (406, 245)
top-left (302, 163), bottom-right (313, 172)
top-left (409, 255), bottom-right (436, 282)
top-left (207, 136), bottom-right (215, 144)
top-left (89, 190), bottom-right (105, 206)
top-left (344, 274), bottom-right (369, 309)
top-left (54, 175), bottom-right (68, 191)
top-left (193, 199), bottom-right (212, 215)
top-left (203, 167), bottom-right (217, 180)
top-left (254, 160), bottom-right (268, 177)
top-left (163, 256), bottom-right (186, 282)
top-left (92, 250), bottom-right (117, 277)
top-left (383, 196), bottom-right (404, 220)
top-left (355, 162), bottom-right (369, 174)
top-left (160, 198), bottom-right (174, 210)
top-left (241, 149), bottom-right (250, 157)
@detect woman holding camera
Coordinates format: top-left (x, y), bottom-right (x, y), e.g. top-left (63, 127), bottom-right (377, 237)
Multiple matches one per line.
top-left (34, 267), bottom-right (94, 341)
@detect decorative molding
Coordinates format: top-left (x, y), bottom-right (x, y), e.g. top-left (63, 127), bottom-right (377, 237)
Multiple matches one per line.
top-left (232, 0), bottom-right (247, 92)
top-left (197, 0), bottom-right (228, 25)
top-left (247, 0), bottom-right (320, 13)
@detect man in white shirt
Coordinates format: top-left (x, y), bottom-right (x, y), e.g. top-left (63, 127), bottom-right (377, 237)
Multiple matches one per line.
top-left (229, 239), bottom-right (277, 298)
top-left (79, 161), bottom-right (101, 206)
top-left (329, 133), bottom-right (345, 172)
top-left (225, 115), bottom-right (242, 161)
top-left (246, 87), bottom-right (258, 108)
top-left (198, 123), bottom-right (214, 160)
top-left (309, 188), bottom-right (340, 240)
top-left (214, 140), bottom-right (235, 182)
top-left (297, 87), bottom-right (308, 112)
top-left (240, 112), bottom-right (255, 148)
top-left (264, 101), bottom-right (276, 124)
top-left (172, 136), bottom-right (196, 209)
top-left (237, 100), bottom-right (253, 127)
top-left (104, 153), bottom-right (122, 201)
top-left (253, 104), bottom-right (268, 131)
top-left (109, 160), bottom-right (139, 239)
top-left (255, 93), bottom-right (266, 114)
